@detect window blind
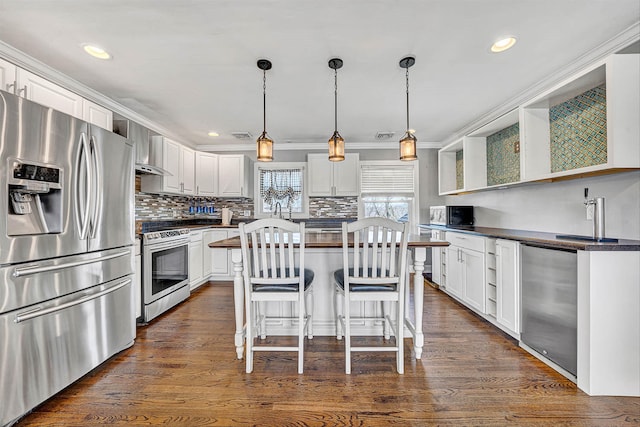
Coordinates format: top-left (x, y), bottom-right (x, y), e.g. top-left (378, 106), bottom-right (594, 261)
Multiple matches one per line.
top-left (258, 168), bottom-right (304, 212)
top-left (360, 165), bottom-right (415, 193)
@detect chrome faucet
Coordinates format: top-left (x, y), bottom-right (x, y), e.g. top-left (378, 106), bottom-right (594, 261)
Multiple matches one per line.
top-left (273, 201), bottom-right (283, 219)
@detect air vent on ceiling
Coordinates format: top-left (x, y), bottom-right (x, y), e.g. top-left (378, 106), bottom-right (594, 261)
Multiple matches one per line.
top-left (231, 131), bottom-right (253, 139)
top-left (375, 132), bottom-right (395, 140)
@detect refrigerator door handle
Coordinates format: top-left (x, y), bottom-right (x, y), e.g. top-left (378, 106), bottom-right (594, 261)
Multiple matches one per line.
top-left (12, 250), bottom-right (131, 278)
top-left (89, 134), bottom-right (102, 239)
top-left (14, 278), bottom-right (131, 323)
top-left (74, 132), bottom-right (92, 240)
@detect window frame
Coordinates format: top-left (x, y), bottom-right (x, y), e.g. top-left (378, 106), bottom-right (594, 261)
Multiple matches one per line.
top-left (253, 162), bottom-right (309, 219)
top-left (358, 160), bottom-right (420, 233)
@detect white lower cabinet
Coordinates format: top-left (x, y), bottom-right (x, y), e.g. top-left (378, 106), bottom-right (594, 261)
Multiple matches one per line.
top-left (203, 229), bottom-right (227, 276)
top-left (444, 232), bottom-right (520, 339)
top-left (445, 232), bottom-right (485, 314)
top-left (189, 231), bottom-right (204, 290)
top-left (192, 228), bottom-right (240, 282)
top-left (495, 239), bottom-right (520, 336)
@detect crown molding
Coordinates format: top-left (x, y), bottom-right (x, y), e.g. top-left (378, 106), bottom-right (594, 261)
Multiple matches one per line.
top-left (442, 21), bottom-right (640, 146)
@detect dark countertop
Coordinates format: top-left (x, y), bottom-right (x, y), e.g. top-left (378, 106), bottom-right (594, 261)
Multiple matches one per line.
top-left (419, 224), bottom-right (640, 252)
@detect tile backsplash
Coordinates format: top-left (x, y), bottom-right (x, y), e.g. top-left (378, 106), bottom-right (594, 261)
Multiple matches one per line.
top-left (486, 122), bottom-right (521, 186)
top-left (549, 84), bottom-right (607, 173)
top-left (135, 176), bottom-right (357, 222)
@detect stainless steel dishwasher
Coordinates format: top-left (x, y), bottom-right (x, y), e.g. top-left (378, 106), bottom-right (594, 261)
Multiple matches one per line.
top-left (521, 244), bottom-right (578, 376)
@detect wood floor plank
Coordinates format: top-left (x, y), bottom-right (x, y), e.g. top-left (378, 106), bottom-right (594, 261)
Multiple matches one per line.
top-left (14, 282), bottom-right (639, 426)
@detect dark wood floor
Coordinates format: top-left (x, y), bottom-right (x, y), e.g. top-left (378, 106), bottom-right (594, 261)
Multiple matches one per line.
top-left (16, 282), bottom-right (639, 426)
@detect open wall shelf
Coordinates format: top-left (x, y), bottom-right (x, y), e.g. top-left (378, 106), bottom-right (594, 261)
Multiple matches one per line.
top-left (438, 53), bottom-right (639, 195)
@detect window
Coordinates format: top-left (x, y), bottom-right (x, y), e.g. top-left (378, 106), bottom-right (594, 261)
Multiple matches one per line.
top-left (359, 161), bottom-right (419, 232)
top-left (254, 162), bottom-right (308, 218)
top-left (362, 196), bottom-right (412, 222)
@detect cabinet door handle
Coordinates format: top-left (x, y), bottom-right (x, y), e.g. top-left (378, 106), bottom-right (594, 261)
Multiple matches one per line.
top-left (18, 85), bottom-right (27, 98)
top-left (197, 185), bottom-right (199, 195)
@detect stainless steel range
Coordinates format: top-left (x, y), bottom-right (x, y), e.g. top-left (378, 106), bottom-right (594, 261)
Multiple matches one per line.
top-left (142, 228), bottom-right (190, 322)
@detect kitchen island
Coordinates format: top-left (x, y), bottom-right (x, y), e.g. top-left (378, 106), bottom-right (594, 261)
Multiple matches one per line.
top-left (209, 231), bottom-right (449, 361)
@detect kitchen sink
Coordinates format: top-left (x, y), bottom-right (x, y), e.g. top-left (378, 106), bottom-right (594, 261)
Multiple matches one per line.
top-left (555, 234), bottom-right (618, 243)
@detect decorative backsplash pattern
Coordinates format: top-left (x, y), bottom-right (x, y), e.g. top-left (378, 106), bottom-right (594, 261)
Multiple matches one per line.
top-left (309, 197), bottom-right (358, 218)
top-left (134, 177), bottom-right (253, 221)
top-left (549, 84), bottom-right (607, 173)
top-left (486, 122), bottom-right (521, 186)
top-left (456, 150), bottom-right (464, 190)
top-left (134, 177), bottom-right (357, 222)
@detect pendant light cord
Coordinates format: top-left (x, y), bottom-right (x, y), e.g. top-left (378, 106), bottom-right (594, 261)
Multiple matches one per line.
top-left (263, 69), bottom-right (267, 133)
top-left (334, 68), bottom-right (338, 133)
top-left (405, 67), bottom-right (410, 132)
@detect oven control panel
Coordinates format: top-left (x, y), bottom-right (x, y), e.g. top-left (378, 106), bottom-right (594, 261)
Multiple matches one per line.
top-left (143, 228), bottom-right (190, 244)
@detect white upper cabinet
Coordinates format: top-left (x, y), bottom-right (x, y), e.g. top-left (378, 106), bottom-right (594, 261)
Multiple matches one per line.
top-left (195, 152), bottom-right (218, 197)
top-left (16, 68), bottom-right (83, 119)
top-left (141, 136), bottom-right (196, 196)
top-left (218, 154), bottom-right (252, 198)
top-left (1, 57), bottom-right (112, 130)
top-left (0, 58), bottom-right (17, 93)
top-left (307, 153), bottom-right (359, 196)
top-left (82, 98), bottom-right (113, 131)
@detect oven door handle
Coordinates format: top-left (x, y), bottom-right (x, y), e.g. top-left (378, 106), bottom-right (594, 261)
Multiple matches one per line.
top-left (14, 279), bottom-right (131, 323)
top-left (12, 250), bottom-right (131, 278)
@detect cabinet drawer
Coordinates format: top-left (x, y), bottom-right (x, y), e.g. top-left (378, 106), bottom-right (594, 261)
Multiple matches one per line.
top-left (447, 232), bottom-right (485, 252)
top-left (190, 230), bottom-right (203, 242)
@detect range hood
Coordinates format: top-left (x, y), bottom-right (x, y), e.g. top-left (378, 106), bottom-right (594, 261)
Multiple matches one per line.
top-left (113, 119), bottom-right (172, 176)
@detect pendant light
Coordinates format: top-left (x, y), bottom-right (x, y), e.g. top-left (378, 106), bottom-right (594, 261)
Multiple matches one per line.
top-left (328, 58), bottom-right (345, 162)
top-left (256, 59), bottom-right (274, 162)
top-left (399, 56), bottom-right (417, 161)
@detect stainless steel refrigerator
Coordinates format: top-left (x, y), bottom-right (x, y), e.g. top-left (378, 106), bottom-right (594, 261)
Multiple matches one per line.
top-left (0, 90), bottom-right (135, 426)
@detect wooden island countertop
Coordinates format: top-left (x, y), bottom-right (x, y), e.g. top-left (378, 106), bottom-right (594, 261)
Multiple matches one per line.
top-left (208, 231), bottom-right (449, 249)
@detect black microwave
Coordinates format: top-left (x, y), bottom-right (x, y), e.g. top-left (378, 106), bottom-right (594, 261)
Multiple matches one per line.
top-left (429, 205), bottom-right (474, 226)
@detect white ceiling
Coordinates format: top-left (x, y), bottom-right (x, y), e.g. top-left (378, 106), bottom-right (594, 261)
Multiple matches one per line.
top-left (0, 1), bottom-right (638, 151)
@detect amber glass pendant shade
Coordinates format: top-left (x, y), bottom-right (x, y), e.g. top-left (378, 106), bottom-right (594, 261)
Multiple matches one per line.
top-left (399, 132), bottom-right (417, 161)
top-left (328, 131), bottom-right (345, 162)
top-left (257, 132), bottom-right (273, 162)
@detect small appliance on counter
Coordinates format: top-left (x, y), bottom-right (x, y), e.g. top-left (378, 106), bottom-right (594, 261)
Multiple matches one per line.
top-left (221, 208), bottom-right (233, 225)
top-left (429, 205), bottom-right (474, 226)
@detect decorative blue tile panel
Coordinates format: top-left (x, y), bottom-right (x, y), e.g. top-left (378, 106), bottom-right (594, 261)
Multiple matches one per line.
top-left (549, 84), bottom-right (607, 172)
top-left (486, 122), bottom-right (520, 186)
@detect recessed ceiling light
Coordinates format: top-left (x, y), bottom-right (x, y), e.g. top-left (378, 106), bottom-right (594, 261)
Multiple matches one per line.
top-left (82, 44), bottom-right (111, 60)
top-left (207, 131), bottom-right (219, 137)
top-left (491, 37), bottom-right (517, 53)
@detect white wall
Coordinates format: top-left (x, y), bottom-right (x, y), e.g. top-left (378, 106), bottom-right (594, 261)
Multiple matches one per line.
top-left (442, 170), bottom-right (640, 240)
